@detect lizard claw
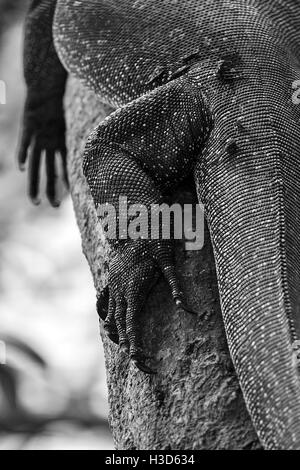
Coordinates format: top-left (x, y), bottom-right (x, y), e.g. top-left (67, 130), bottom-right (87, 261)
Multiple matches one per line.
top-left (174, 298), bottom-right (198, 315)
top-left (132, 359), bottom-right (157, 375)
top-left (131, 354), bottom-right (157, 375)
top-left (158, 263), bottom-right (198, 315)
top-left (106, 331), bottom-right (119, 345)
top-left (119, 343), bottom-right (130, 355)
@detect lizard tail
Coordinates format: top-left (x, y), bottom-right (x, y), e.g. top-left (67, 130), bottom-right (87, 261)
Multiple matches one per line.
top-left (192, 43), bottom-right (300, 446)
top-left (200, 143), bottom-right (300, 449)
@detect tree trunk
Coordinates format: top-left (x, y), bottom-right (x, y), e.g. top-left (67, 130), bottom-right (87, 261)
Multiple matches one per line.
top-left (65, 77), bottom-right (262, 450)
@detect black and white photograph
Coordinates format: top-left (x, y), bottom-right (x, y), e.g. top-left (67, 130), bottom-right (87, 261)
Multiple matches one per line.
top-left (1, 0), bottom-right (300, 452)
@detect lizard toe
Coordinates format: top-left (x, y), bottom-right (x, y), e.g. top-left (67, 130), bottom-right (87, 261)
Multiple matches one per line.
top-left (113, 296), bottom-right (129, 353)
top-left (153, 245), bottom-right (197, 316)
top-left (96, 286), bottom-right (110, 321)
top-left (104, 312), bottom-right (119, 344)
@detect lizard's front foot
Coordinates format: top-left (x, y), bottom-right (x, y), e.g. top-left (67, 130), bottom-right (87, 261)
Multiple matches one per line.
top-left (18, 92), bottom-right (68, 206)
top-left (97, 240), bottom-right (196, 374)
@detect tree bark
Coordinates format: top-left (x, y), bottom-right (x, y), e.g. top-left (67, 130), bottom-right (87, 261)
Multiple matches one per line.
top-left (65, 77), bottom-right (262, 450)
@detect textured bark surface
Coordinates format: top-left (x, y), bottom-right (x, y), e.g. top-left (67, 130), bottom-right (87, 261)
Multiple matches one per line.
top-left (65, 77), bottom-right (262, 450)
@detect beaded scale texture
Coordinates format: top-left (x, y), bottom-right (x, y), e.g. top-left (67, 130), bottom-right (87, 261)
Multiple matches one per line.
top-left (18, 0), bottom-right (300, 450)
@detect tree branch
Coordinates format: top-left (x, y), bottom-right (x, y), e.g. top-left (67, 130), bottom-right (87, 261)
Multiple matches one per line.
top-left (65, 77), bottom-right (261, 450)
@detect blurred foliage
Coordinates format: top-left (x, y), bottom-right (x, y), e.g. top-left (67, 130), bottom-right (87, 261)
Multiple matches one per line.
top-left (0, 337), bottom-right (110, 449)
top-left (0, 0), bottom-right (27, 36)
top-left (0, 0), bottom-right (113, 450)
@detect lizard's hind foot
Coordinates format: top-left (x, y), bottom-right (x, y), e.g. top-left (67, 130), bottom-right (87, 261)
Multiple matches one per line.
top-left (97, 240), bottom-right (196, 374)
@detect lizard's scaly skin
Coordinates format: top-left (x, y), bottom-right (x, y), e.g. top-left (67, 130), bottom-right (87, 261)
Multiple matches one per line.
top-left (19, 0), bottom-right (300, 449)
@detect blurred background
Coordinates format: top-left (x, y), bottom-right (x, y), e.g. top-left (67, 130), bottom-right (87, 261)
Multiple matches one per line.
top-left (0, 0), bottom-right (113, 449)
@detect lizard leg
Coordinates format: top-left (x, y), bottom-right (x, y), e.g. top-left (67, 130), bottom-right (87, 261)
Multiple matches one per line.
top-left (83, 78), bottom-right (209, 373)
top-left (19, 0), bottom-right (68, 206)
top-left (88, 155), bottom-right (191, 373)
